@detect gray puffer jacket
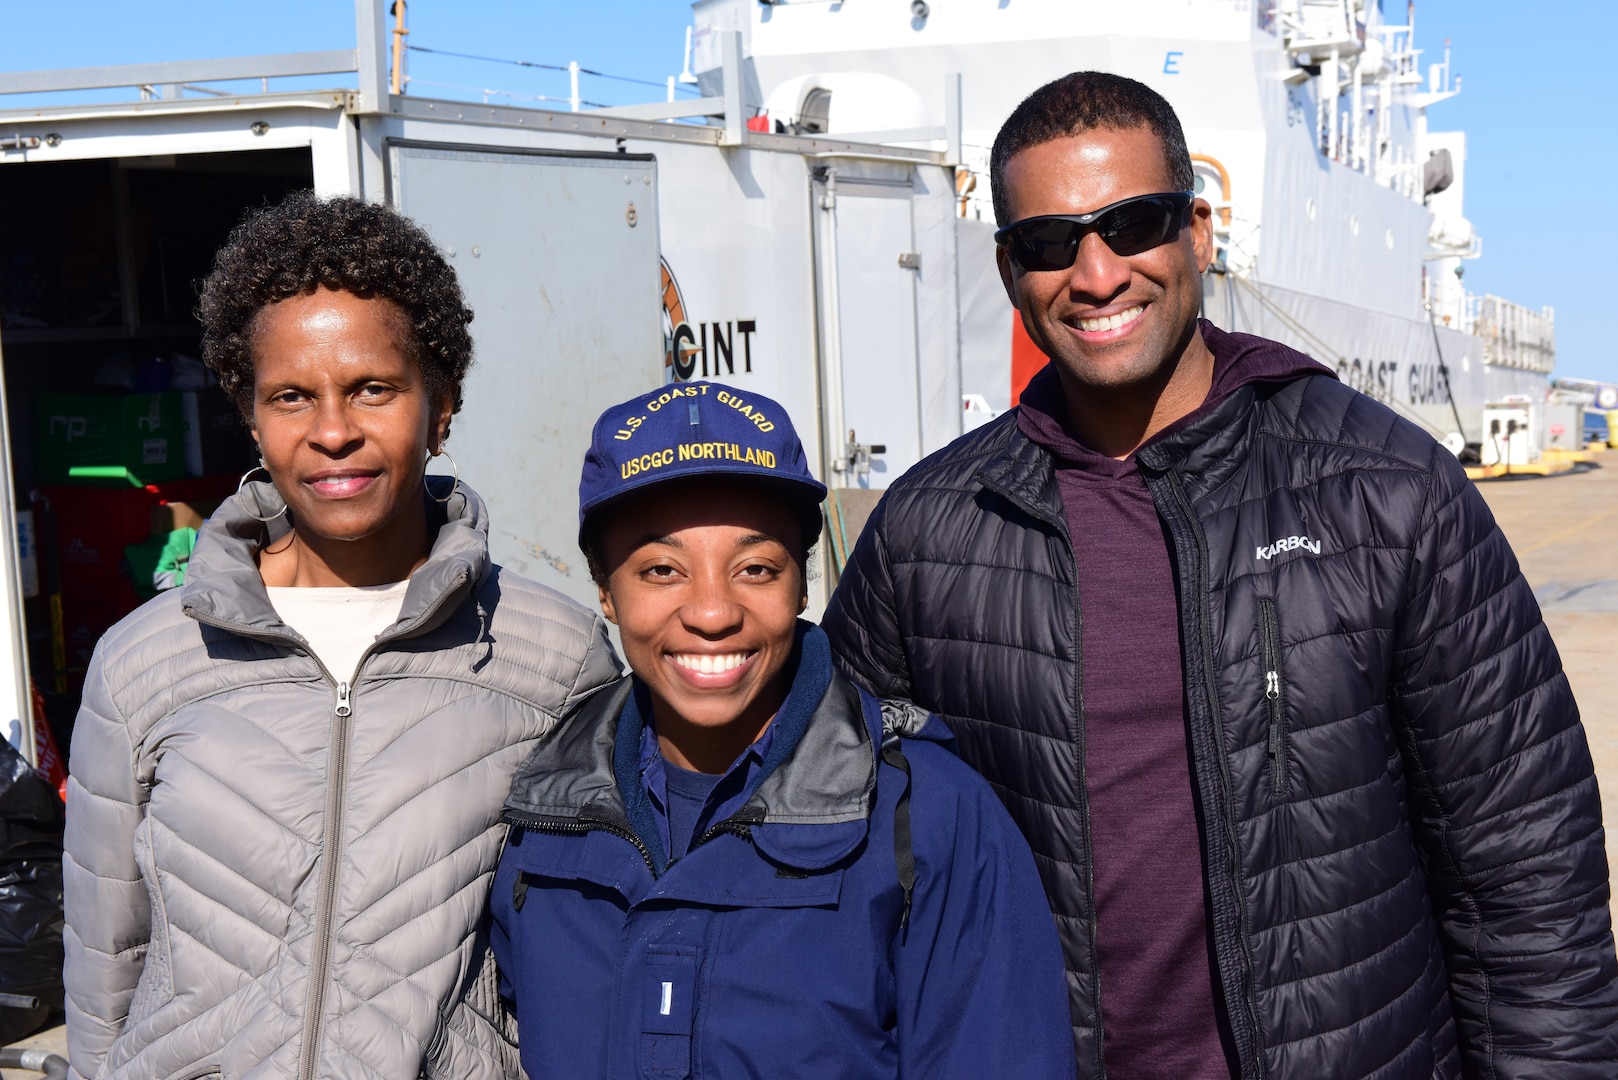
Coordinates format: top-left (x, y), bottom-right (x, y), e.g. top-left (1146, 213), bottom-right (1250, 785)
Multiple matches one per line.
top-left (63, 478), bottom-right (621, 1080)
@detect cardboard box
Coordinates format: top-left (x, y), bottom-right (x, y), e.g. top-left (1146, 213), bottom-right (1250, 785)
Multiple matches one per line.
top-left (33, 391), bottom-right (185, 486)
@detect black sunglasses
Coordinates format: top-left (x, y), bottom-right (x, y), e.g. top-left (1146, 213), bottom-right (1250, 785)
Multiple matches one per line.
top-left (995, 191), bottom-right (1194, 272)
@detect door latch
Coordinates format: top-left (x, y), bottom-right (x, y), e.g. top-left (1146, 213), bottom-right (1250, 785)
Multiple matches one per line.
top-left (832, 429), bottom-right (887, 477)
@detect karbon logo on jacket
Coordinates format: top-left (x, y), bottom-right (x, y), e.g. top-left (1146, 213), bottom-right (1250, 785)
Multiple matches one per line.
top-left (1256, 535), bottom-right (1322, 561)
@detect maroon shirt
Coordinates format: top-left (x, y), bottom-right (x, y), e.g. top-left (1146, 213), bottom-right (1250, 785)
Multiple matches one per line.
top-left (1015, 322), bottom-right (1327, 1079)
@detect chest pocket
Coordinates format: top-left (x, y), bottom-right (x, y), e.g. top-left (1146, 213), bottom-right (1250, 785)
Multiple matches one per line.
top-left (641, 945), bottom-right (698, 1079)
top-left (506, 824), bottom-right (653, 905)
top-left (1258, 595), bottom-right (1290, 795)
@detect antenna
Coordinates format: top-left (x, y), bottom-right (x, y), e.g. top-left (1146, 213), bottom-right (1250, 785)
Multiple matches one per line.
top-left (679, 25), bottom-right (699, 84)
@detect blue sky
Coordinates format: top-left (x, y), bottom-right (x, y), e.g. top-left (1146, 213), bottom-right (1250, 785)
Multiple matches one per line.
top-left (1411, 0), bottom-right (1616, 385)
top-left (2, 1), bottom-right (1611, 383)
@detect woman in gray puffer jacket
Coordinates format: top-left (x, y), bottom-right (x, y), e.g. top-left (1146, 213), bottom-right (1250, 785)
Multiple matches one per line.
top-left (61, 192), bottom-right (620, 1080)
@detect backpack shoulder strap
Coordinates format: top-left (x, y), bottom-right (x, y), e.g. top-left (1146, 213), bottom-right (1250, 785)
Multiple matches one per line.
top-left (880, 738), bottom-right (916, 933)
top-left (857, 687), bottom-right (922, 932)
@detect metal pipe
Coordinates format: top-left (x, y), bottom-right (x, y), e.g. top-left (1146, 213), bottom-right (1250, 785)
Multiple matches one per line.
top-left (353, 0), bottom-right (389, 113)
top-left (1189, 153), bottom-right (1232, 226)
top-left (0, 1048), bottom-right (70, 1079)
top-left (1328, 48), bottom-right (1340, 161)
top-left (1351, 61), bottom-right (1363, 170)
top-left (720, 32), bottom-right (744, 146)
top-left (389, 1), bottom-right (408, 96)
top-left (0, 50), bottom-right (358, 95)
top-left (812, 167), bottom-right (848, 489)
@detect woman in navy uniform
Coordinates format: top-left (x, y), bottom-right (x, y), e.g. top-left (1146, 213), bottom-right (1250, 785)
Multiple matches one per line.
top-left (491, 381), bottom-right (1074, 1078)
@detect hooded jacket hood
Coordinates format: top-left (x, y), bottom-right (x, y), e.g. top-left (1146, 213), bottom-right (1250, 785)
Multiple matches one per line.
top-left (505, 624), bottom-right (904, 874)
top-left (491, 627), bottom-right (1076, 1080)
top-left (1016, 318), bottom-right (1334, 463)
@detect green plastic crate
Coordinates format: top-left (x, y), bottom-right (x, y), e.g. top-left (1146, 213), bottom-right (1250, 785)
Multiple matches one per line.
top-left (33, 392), bottom-right (186, 487)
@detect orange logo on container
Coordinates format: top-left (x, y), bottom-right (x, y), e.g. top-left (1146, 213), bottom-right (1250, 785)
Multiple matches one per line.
top-left (661, 257), bottom-right (758, 383)
top-left (662, 258), bottom-right (702, 382)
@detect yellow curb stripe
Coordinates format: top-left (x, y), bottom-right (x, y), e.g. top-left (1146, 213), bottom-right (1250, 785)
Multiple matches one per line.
top-left (1517, 504), bottom-right (1618, 557)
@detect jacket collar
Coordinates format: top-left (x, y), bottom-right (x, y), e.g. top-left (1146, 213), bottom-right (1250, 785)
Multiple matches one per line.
top-left (1134, 385), bottom-right (1258, 474)
top-left (180, 475), bottom-right (491, 649)
top-left (971, 419), bottom-right (1068, 533)
top-left (979, 382), bottom-right (1258, 515)
top-left (998, 320), bottom-right (1333, 487)
top-left (504, 624), bottom-right (877, 872)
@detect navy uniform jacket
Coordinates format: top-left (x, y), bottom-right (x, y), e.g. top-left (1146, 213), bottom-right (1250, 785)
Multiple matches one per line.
top-left (490, 625), bottom-right (1075, 1078)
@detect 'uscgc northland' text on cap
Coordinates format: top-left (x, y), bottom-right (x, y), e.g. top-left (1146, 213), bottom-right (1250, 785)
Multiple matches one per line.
top-left (578, 381), bottom-right (827, 535)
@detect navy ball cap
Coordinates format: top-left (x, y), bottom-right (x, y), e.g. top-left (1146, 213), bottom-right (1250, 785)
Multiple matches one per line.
top-left (578, 381), bottom-right (827, 539)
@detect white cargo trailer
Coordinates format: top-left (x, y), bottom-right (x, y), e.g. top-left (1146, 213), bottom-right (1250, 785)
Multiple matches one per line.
top-left (0, 2), bottom-right (967, 763)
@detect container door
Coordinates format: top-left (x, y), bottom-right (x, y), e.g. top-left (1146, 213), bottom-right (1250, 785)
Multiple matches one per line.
top-left (0, 337), bottom-right (34, 761)
top-left (817, 176), bottom-right (924, 489)
top-left (388, 143), bottom-right (662, 610)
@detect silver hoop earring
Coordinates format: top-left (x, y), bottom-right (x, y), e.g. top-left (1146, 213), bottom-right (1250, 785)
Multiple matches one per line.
top-left (426, 448), bottom-right (459, 504)
top-left (237, 462), bottom-right (288, 523)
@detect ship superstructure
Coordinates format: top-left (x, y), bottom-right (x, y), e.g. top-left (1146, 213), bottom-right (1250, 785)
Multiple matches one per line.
top-left (688, 0), bottom-right (1555, 453)
top-left (0, 1), bottom-right (1569, 760)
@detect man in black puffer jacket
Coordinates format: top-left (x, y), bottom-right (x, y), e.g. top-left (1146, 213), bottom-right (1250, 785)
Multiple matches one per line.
top-left (821, 72), bottom-right (1618, 1079)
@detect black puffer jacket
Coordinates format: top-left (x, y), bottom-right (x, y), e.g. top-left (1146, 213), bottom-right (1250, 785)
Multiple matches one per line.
top-left (822, 332), bottom-right (1618, 1079)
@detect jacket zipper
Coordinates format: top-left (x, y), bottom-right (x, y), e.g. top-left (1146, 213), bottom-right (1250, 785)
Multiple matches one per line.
top-left (185, 570), bottom-right (474, 1080)
top-left (298, 680), bottom-right (353, 1080)
top-left (691, 820), bottom-right (754, 851)
top-left (504, 810), bottom-right (658, 875)
top-left (977, 470), bottom-right (1105, 1078)
top-left (1148, 463), bottom-right (1266, 1080)
top-left (505, 811), bottom-right (755, 883)
top-left (290, 580), bottom-right (468, 1080)
top-left (1258, 597), bottom-right (1288, 796)
top-left (1063, 524), bottom-right (1104, 1080)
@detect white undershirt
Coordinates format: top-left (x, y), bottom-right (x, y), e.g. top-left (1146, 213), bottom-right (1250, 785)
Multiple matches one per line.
top-left (266, 579), bottom-right (412, 683)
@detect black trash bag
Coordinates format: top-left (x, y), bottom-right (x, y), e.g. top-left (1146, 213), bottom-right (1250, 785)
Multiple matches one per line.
top-left (0, 737), bottom-right (64, 1044)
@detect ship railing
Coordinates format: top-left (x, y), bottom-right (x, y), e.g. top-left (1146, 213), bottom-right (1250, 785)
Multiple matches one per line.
top-left (595, 31), bottom-right (963, 162)
top-left (1471, 294), bottom-right (1557, 374)
top-left (0, 51), bottom-right (360, 104)
top-left (1422, 286), bottom-right (1481, 337)
top-left (1279, 0), bottom-right (1364, 57)
top-left (0, 21), bottom-right (958, 172)
top-left (1284, 1), bottom-right (1466, 211)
